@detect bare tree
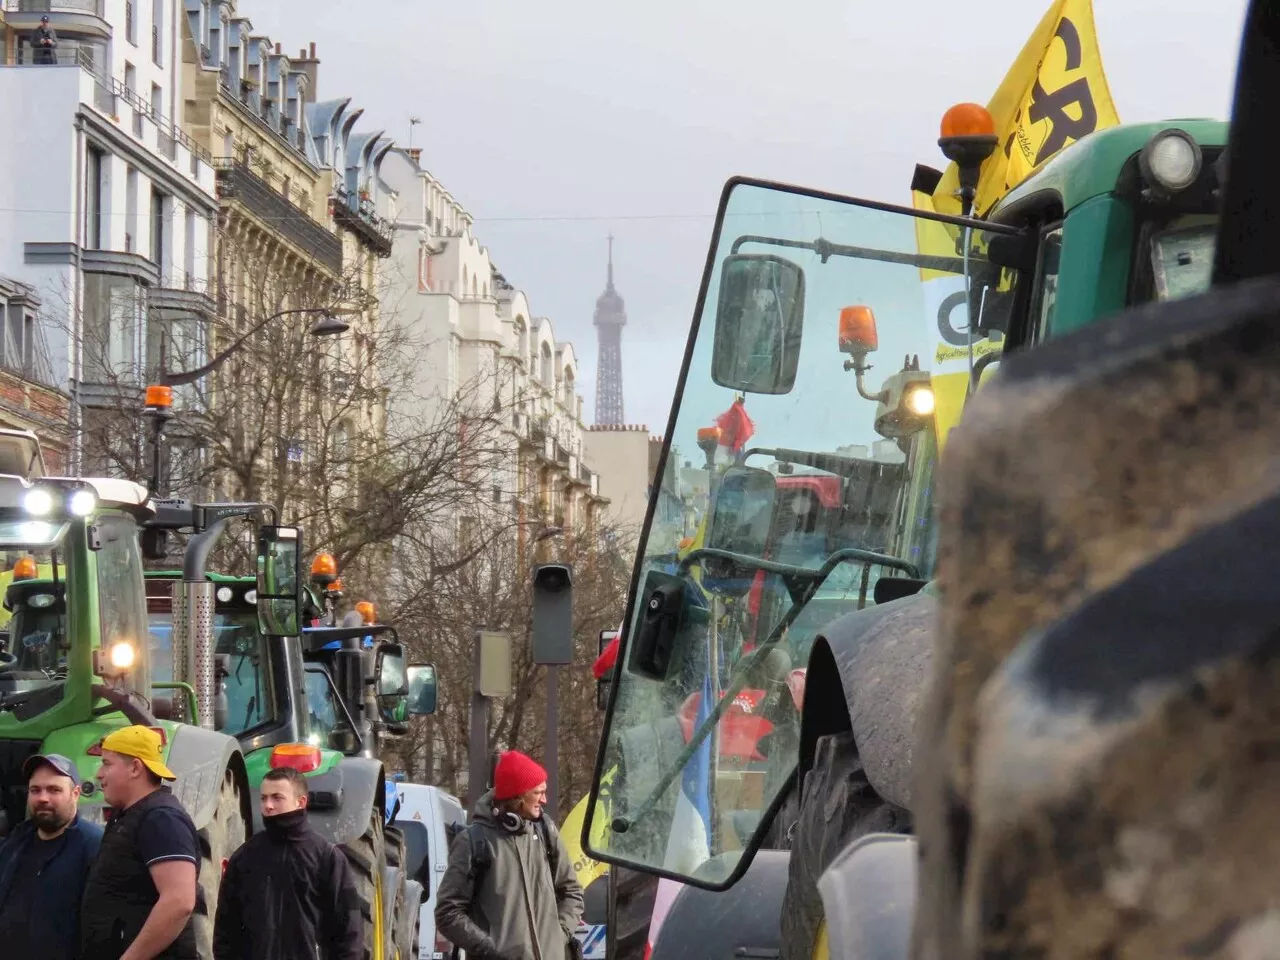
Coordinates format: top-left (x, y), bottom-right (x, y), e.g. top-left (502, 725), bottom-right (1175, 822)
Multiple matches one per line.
top-left (385, 511), bottom-right (633, 820)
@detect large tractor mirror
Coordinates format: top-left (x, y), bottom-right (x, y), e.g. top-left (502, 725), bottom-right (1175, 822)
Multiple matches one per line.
top-left (375, 642), bottom-right (410, 724)
top-left (256, 526), bottom-right (302, 637)
top-left (407, 663), bottom-right (438, 715)
top-left (712, 253), bottom-right (805, 395)
top-left (707, 465), bottom-right (778, 559)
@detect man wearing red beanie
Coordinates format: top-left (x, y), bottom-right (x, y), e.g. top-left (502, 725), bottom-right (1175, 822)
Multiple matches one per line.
top-left (436, 750), bottom-right (584, 960)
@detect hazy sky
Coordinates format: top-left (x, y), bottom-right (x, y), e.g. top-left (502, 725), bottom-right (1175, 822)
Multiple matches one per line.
top-left (251, 0), bottom-right (1247, 435)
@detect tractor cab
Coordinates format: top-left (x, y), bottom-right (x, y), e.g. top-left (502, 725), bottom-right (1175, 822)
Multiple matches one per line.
top-left (585, 114), bottom-right (1229, 892)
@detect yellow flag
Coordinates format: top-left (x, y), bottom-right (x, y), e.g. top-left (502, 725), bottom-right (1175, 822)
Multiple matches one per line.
top-left (562, 767), bottom-right (617, 891)
top-left (933, 0), bottom-right (1120, 217)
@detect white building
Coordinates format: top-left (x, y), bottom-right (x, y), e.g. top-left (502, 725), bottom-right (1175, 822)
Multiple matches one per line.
top-left (0, 1), bottom-right (218, 469)
top-left (379, 146), bottom-right (607, 535)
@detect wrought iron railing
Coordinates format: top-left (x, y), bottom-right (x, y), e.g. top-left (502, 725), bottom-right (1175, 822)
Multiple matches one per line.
top-left (5, 0), bottom-right (104, 14)
top-left (214, 160), bottom-right (343, 274)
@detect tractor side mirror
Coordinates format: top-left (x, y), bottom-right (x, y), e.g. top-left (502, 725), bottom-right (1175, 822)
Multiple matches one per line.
top-left (256, 526), bottom-right (302, 637)
top-left (707, 465), bottom-right (778, 560)
top-left (712, 253), bottom-right (805, 395)
top-left (407, 663), bottom-right (438, 715)
top-left (375, 642), bottom-right (410, 724)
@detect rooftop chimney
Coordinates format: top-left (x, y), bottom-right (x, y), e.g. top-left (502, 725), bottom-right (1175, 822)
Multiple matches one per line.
top-left (293, 41), bottom-right (320, 104)
top-left (275, 42), bottom-right (281, 54)
top-left (406, 147), bottom-right (422, 164)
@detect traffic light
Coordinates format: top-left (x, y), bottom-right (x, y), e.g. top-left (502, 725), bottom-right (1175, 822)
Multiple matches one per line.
top-left (532, 563), bottom-right (573, 664)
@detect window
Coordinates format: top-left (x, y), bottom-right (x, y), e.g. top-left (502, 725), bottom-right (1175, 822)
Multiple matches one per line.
top-left (151, 0), bottom-right (163, 65)
top-left (126, 0), bottom-right (136, 45)
top-left (1, 302), bottom-right (35, 377)
top-left (83, 274), bottom-right (142, 381)
top-left (1030, 226), bottom-right (1063, 344)
top-left (540, 342), bottom-right (553, 388)
top-left (151, 187), bottom-right (168, 273)
top-left (85, 146), bottom-right (105, 249)
top-left (125, 168), bottom-right (138, 252)
top-left (96, 516), bottom-right (149, 694)
top-left (304, 666), bottom-right (355, 748)
top-left (151, 82), bottom-right (162, 121)
top-left (184, 208), bottom-right (196, 288)
top-left (391, 819), bottom-right (432, 887)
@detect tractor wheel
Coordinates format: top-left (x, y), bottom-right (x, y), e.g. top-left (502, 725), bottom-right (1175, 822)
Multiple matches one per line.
top-left (193, 768), bottom-right (248, 960)
top-left (777, 732), bottom-right (911, 960)
top-left (342, 809), bottom-right (390, 960)
top-left (386, 826), bottom-right (419, 960)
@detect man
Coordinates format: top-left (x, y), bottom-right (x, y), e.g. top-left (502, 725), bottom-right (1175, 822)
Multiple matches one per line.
top-left (32, 16), bottom-right (57, 64)
top-left (213, 766), bottom-right (361, 960)
top-left (81, 725), bottom-right (200, 960)
top-left (437, 750), bottom-right (584, 960)
top-left (0, 753), bottom-right (103, 958)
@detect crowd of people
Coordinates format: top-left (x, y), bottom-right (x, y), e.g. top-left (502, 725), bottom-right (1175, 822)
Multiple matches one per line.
top-left (0, 729), bottom-right (584, 960)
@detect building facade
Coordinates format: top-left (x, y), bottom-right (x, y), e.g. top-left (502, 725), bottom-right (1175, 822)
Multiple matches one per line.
top-left (380, 147), bottom-right (607, 545)
top-left (0, 0), bottom-right (218, 470)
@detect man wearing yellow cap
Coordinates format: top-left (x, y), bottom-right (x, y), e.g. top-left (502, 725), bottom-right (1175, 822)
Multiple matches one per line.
top-left (80, 726), bottom-right (201, 960)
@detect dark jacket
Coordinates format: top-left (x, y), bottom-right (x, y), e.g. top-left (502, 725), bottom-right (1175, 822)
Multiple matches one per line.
top-left (33, 25), bottom-right (57, 62)
top-left (436, 792), bottom-right (584, 960)
top-left (213, 809), bottom-right (362, 960)
top-left (81, 787), bottom-right (201, 960)
top-left (0, 815), bottom-right (103, 959)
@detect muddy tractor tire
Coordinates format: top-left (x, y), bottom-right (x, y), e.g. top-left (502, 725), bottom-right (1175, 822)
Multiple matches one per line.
top-left (342, 809), bottom-right (390, 960)
top-left (778, 733), bottom-right (911, 960)
top-left (193, 768), bottom-right (249, 959)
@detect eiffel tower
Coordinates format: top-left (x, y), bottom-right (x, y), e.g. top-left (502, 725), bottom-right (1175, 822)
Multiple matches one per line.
top-left (593, 235), bottom-right (627, 426)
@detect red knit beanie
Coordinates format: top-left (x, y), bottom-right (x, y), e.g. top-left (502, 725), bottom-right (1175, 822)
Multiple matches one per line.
top-left (493, 750), bottom-right (548, 801)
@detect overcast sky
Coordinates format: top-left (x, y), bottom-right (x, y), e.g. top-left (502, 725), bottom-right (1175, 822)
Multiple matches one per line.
top-left (251, 0), bottom-right (1247, 435)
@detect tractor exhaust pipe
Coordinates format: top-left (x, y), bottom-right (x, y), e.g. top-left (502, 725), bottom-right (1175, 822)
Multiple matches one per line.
top-left (171, 518), bottom-right (230, 729)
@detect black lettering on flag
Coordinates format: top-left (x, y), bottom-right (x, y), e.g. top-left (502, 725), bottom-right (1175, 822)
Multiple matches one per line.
top-left (1027, 17), bottom-right (1099, 165)
top-left (937, 290), bottom-right (970, 347)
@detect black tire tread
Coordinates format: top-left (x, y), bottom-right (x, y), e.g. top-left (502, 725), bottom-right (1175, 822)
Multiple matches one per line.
top-left (777, 732), bottom-right (910, 960)
top-left (194, 769), bottom-right (248, 960)
top-left (342, 809), bottom-right (388, 960)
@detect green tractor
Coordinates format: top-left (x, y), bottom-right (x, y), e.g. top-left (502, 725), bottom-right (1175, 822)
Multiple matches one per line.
top-left (141, 549), bottom-right (436, 960)
top-left (580, 113), bottom-right (1227, 960)
top-left (0, 430), bottom-right (294, 959)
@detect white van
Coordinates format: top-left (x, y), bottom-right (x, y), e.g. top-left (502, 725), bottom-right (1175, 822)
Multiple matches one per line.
top-left (393, 783), bottom-right (469, 960)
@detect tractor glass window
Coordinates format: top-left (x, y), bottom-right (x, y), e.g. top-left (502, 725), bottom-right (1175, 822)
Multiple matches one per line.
top-left (304, 665), bottom-right (352, 749)
top-left (217, 609), bottom-right (273, 735)
top-left (0, 522), bottom-right (70, 715)
top-left (586, 179), bottom-right (1025, 886)
top-left (96, 516), bottom-right (150, 696)
top-left (1150, 218), bottom-right (1215, 302)
top-left (1030, 226), bottom-right (1063, 343)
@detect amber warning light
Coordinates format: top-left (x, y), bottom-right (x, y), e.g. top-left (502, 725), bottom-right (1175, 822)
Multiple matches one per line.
top-left (144, 385), bottom-right (173, 410)
top-left (940, 102), bottom-right (996, 139)
top-left (310, 552), bottom-right (338, 585)
top-left (839, 306), bottom-right (879, 356)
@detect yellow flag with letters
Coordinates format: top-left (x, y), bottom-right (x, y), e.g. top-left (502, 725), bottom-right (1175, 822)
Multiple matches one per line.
top-left (932, 0), bottom-right (1120, 218)
top-left (561, 767), bottom-right (617, 891)
top-left (922, 0), bottom-right (1119, 449)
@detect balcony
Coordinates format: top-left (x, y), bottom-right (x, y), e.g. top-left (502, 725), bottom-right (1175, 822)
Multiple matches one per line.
top-left (330, 192), bottom-right (394, 258)
top-left (6, 0), bottom-right (103, 11)
top-left (215, 160), bottom-right (343, 274)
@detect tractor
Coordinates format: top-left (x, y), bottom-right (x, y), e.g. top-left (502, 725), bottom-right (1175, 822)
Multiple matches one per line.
top-left (141, 550), bottom-right (436, 960)
top-left (0, 428), bottom-right (296, 959)
top-left (579, 95), bottom-right (1229, 960)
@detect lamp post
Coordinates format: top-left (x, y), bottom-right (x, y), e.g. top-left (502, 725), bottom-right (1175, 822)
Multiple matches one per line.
top-left (143, 306), bottom-right (356, 496)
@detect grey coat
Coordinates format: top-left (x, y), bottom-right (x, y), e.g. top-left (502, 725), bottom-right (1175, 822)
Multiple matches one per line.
top-left (435, 791), bottom-right (584, 960)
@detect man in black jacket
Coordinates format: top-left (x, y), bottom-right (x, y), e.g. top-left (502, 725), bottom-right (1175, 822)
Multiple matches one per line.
top-left (213, 765), bottom-right (362, 960)
top-left (32, 16), bottom-right (57, 64)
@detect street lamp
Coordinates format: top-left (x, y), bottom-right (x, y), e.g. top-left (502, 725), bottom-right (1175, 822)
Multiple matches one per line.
top-left (158, 306), bottom-right (357, 388)
top-left (143, 306), bottom-right (359, 496)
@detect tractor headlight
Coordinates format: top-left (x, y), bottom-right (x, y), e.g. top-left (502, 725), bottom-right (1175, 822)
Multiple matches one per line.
top-left (109, 642), bottom-right (136, 670)
top-left (68, 489), bottom-right (97, 517)
top-left (23, 488), bottom-right (54, 516)
top-left (1140, 129), bottom-right (1202, 194)
top-left (904, 382), bottom-right (936, 417)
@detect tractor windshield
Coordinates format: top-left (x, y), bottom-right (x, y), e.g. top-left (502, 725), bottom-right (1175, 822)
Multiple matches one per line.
top-left (0, 521), bottom-right (70, 715)
top-left (586, 179), bottom-right (1023, 887)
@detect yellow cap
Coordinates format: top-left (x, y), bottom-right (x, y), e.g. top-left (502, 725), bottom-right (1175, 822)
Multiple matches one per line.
top-left (101, 725), bottom-right (177, 781)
